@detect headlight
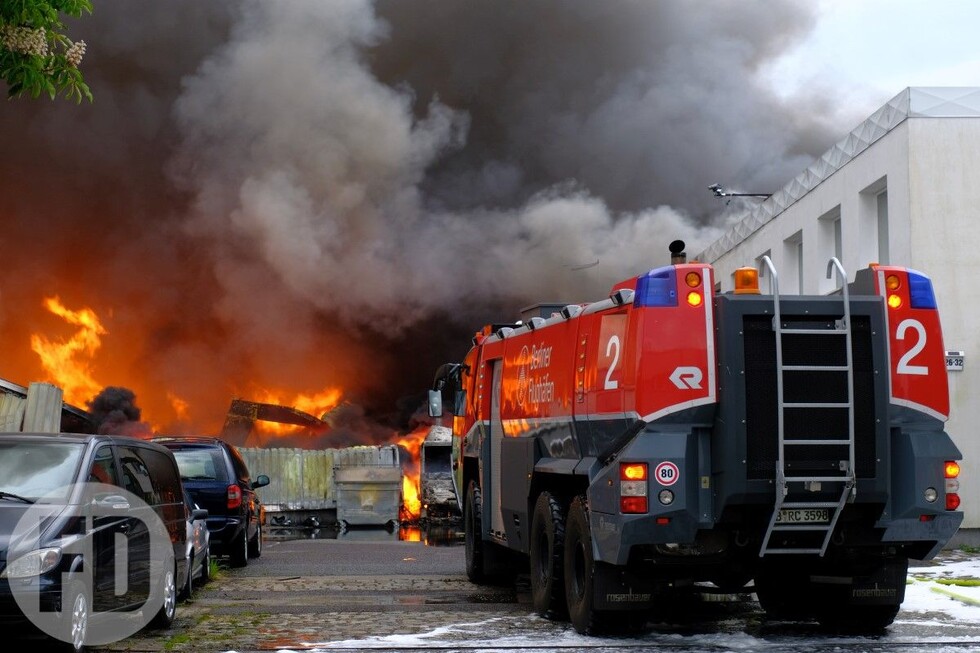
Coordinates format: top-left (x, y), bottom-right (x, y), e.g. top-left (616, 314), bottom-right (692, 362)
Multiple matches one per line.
top-left (1, 547), bottom-right (62, 579)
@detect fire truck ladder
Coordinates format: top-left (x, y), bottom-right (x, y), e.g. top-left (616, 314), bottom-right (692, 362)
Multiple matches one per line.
top-left (758, 256), bottom-right (856, 557)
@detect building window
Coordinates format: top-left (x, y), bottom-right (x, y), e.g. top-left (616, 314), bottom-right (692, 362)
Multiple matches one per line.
top-left (818, 206), bottom-right (842, 293)
top-left (784, 230), bottom-right (803, 294)
top-left (877, 190), bottom-right (889, 264)
top-left (859, 176), bottom-right (887, 267)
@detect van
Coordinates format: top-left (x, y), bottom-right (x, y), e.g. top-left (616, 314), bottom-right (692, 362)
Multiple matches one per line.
top-left (0, 433), bottom-right (187, 652)
top-left (155, 436), bottom-right (268, 567)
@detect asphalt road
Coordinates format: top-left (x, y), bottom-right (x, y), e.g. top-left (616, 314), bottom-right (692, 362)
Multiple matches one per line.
top-left (248, 533), bottom-right (467, 577)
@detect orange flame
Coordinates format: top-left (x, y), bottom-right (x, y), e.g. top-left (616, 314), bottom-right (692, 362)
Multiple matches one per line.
top-left (29, 296), bottom-right (107, 406)
top-left (399, 524), bottom-right (421, 542)
top-left (251, 387), bottom-right (343, 437)
top-left (402, 474), bottom-right (421, 520)
top-left (394, 425), bottom-right (428, 521)
top-left (168, 392), bottom-right (190, 421)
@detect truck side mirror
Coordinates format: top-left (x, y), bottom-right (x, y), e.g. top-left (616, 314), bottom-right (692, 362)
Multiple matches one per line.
top-left (428, 389), bottom-right (443, 418)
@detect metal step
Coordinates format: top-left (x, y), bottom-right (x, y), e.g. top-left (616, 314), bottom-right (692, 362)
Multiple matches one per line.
top-left (783, 439), bottom-right (849, 445)
top-left (782, 365), bottom-right (850, 372)
top-left (781, 501), bottom-right (842, 509)
top-left (782, 476), bottom-right (852, 483)
top-left (779, 328), bottom-right (846, 335)
top-left (783, 402), bottom-right (850, 409)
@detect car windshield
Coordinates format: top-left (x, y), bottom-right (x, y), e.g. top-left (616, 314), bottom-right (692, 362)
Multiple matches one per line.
top-left (0, 441), bottom-right (85, 501)
top-left (172, 448), bottom-right (228, 483)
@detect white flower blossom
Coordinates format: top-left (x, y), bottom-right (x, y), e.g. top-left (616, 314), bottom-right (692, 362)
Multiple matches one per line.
top-left (0, 25), bottom-right (48, 57)
top-left (65, 39), bottom-right (85, 67)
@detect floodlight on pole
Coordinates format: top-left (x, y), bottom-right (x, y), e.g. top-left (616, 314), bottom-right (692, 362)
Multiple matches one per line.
top-left (708, 183), bottom-right (770, 199)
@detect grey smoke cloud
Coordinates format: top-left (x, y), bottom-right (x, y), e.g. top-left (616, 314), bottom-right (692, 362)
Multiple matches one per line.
top-left (172, 0), bottom-right (834, 332)
top-left (0, 0), bottom-right (856, 430)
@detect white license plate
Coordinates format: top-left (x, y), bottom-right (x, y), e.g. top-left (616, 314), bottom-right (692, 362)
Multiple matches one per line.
top-left (776, 508), bottom-right (830, 524)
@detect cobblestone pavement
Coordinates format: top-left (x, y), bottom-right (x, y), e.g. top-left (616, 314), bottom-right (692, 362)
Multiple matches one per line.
top-left (80, 539), bottom-right (980, 653)
top-left (93, 536), bottom-right (532, 652)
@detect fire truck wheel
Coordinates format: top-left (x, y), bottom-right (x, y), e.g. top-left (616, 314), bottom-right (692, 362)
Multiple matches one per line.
top-left (464, 481), bottom-right (488, 584)
top-left (530, 492), bottom-right (567, 620)
top-left (754, 564), bottom-right (815, 620)
top-left (564, 496), bottom-right (600, 634)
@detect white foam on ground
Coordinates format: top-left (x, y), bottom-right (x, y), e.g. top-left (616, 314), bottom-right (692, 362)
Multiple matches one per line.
top-left (250, 554), bottom-right (980, 652)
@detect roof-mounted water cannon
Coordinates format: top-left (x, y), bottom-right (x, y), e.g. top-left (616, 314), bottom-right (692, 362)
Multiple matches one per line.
top-left (669, 240), bottom-right (686, 265)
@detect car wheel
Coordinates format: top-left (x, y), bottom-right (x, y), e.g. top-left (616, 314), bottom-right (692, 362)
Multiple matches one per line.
top-left (58, 579), bottom-right (88, 653)
top-left (199, 545), bottom-right (211, 585)
top-left (179, 550), bottom-right (193, 601)
top-left (148, 562), bottom-right (177, 629)
top-left (229, 529), bottom-right (248, 568)
top-left (248, 523), bottom-right (262, 559)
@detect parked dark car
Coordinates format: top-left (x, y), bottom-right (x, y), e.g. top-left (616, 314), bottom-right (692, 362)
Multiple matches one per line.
top-left (154, 437), bottom-right (269, 568)
top-left (181, 489), bottom-right (210, 599)
top-left (0, 433), bottom-right (187, 653)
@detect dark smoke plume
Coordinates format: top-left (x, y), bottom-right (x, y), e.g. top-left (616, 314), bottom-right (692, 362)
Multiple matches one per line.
top-left (0, 1), bottom-right (865, 435)
top-left (88, 386), bottom-right (152, 437)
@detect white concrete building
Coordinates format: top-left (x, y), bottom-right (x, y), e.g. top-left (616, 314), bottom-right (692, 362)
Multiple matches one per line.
top-left (696, 87), bottom-right (980, 532)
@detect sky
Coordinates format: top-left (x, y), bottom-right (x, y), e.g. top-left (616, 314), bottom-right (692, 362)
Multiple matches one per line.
top-left (3, 1), bottom-right (980, 436)
top-left (764, 0), bottom-right (980, 116)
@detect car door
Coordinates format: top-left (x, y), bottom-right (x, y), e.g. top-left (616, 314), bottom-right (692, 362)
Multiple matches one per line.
top-left (115, 445), bottom-right (156, 608)
top-left (87, 444), bottom-right (132, 612)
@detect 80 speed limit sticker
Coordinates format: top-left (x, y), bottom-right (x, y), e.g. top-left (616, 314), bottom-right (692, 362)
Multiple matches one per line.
top-left (654, 461), bottom-right (679, 486)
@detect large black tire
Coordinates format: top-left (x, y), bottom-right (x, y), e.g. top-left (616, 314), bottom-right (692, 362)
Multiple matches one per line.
top-left (248, 523), bottom-right (263, 559)
top-left (464, 481), bottom-right (488, 583)
top-left (563, 496), bottom-right (646, 635)
top-left (229, 528), bottom-right (249, 568)
top-left (148, 561), bottom-right (177, 630)
top-left (530, 491), bottom-right (567, 619)
top-left (564, 496), bottom-right (599, 634)
top-left (755, 563), bottom-right (816, 621)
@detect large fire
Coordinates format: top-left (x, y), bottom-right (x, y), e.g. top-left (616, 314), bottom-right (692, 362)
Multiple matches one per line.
top-left (29, 296), bottom-right (107, 406)
top-left (24, 295), bottom-right (432, 522)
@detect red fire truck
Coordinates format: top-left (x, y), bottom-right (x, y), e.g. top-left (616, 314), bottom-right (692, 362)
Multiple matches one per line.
top-left (429, 241), bottom-right (962, 634)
